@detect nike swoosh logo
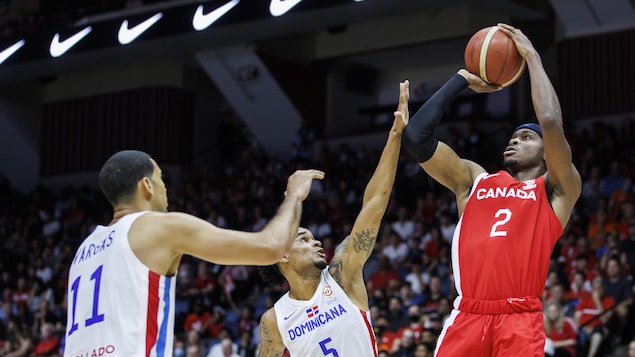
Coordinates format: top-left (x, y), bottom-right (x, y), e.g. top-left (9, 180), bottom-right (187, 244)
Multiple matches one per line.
top-left (118, 12), bottom-right (163, 45)
top-left (193, 0), bottom-right (240, 31)
top-left (283, 310), bottom-right (297, 320)
top-left (0, 39), bottom-right (25, 64)
top-left (49, 26), bottom-right (92, 58)
top-left (269, 0), bottom-right (303, 17)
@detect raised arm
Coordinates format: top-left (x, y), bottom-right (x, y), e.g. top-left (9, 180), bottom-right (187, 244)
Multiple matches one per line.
top-left (327, 81), bottom-right (408, 308)
top-left (498, 23), bottom-right (581, 225)
top-left (402, 72), bottom-right (491, 211)
top-left (258, 309), bottom-right (286, 357)
top-left (130, 169), bottom-right (324, 275)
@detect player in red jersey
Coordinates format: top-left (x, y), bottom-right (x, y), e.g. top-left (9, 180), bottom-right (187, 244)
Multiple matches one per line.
top-left (401, 23), bottom-right (581, 356)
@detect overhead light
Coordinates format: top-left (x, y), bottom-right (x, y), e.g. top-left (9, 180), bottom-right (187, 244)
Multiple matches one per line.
top-left (270, 0), bottom-right (303, 17)
top-left (0, 40), bottom-right (25, 64)
top-left (118, 12), bottom-right (163, 45)
top-left (50, 26), bottom-right (92, 58)
top-left (193, 0), bottom-right (240, 31)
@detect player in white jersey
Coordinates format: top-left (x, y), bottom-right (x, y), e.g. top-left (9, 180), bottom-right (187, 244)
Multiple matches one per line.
top-left (257, 81), bottom-right (410, 357)
top-left (63, 150), bottom-right (324, 357)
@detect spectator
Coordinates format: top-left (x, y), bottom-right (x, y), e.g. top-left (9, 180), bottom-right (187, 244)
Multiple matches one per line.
top-left (391, 327), bottom-right (416, 357)
top-left (574, 277), bottom-right (615, 357)
top-left (566, 270), bottom-right (592, 303)
top-left (601, 161), bottom-right (626, 199)
top-left (205, 307), bottom-right (227, 341)
top-left (396, 304), bottom-right (424, 343)
top-left (413, 342), bottom-right (434, 357)
top-left (191, 261), bottom-right (218, 307)
top-left (207, 336), bottom-right (239, 357)
top-left (437, 212), bottom-right (456, 244)
top-left (422, 276), bottom-right (445, 314)
top-left (236, 330), bottom-right (256, 357)
top-left (375, 313), bottom-right (398, 355)
top-left (616, 201), bottom-right (635, 239)
top-left (601, 257), bottom-right (633, 341)
top-left (31, 322), bottom-right (59, 356)
top-left (11, 278), bottom-right (30, 310)
top-left (382, 231), bottom-right (410, 267)
top-left (173, 337), bottom-right (186, 357)
top-left (543, 301), bottom-right (577, 357)
top-left (386, 296), bottom-right (409, 333)
top-left (368, 255), bottom-right (402, 295)
top-left (1, 321), bottom-right (32, 357)
top-left (403, 257), bottom-right (430, 296)
top-left (184, 330), bottom-right (203, 357)
top-left (608, 177), bottom-right (633, 215)
top-left (621, 222), bottom-right (635, 281)
top-left (392, 207), bottom-right (415, 240)
top-left (581, 166), bottom-right (603, 216)
top-left (545, 283), bottom-right (576, 318)
top-left (568, 254), bottom-right (598, 290)
top-left (183, 300), bottom-right (212, 338)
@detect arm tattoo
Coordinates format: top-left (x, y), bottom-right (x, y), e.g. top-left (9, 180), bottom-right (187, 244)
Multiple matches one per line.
top-left (352, 228), bottom-right (377, 254)
top-left (259, 317), bottom-right (284, 357)
top-left (259, 318), bottom-right (273, 344)
top-left (330, 229), bottom-right (377, 286)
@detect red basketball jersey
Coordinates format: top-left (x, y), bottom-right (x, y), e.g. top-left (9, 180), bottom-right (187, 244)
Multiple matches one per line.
top-left (453, 171), bottom-right (563, 301)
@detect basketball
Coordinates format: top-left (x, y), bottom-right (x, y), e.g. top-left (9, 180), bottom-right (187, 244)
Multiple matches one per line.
top-left (464, 26), bottom-right (526, 87)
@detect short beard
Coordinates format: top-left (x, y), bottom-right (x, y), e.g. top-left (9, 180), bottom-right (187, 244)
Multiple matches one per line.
top-left (503, 158), bottom-right (518, 169)
top-left (315, 260), bottom-right (327, 270)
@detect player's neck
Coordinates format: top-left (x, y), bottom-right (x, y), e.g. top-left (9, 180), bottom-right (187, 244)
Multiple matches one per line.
top-left (288, 276), bottom-right (321, 301)
top-left (109, 204), bottom-right (149, 225)
top-left (508, 167), bottom-right (545, 182)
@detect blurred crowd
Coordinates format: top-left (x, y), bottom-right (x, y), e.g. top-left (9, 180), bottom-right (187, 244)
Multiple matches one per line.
top-left (0, 117), bottom-right (634, 357)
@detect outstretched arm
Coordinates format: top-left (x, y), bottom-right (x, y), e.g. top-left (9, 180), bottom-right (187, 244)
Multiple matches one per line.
top-left (498, 23), bottom-right (581, 226)
top-left (328, 81), bottom-right (408, 309)
top-left (258, 309), bottom-right (286, 357)
top-left (130, 169), bottom-right (325, 275)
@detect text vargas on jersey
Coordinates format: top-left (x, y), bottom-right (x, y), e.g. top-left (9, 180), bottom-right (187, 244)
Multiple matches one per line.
top-left (72, 230), bottom-right (115, 266)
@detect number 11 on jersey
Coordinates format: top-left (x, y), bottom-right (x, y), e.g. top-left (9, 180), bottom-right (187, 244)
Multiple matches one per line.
top-left (68, 265), bottom-right (106, 336)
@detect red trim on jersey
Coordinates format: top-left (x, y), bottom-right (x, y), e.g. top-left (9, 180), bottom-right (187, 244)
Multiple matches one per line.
top-left (146, 271), bottom-right (160, 357)
top-left (360, 310), bottom-right (378, 357)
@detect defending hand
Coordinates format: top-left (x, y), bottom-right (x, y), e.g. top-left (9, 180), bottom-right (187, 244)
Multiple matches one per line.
top-left (285, 169), bottom-right (325, 201)
top-left (393, 80), bottom-right (410, 133)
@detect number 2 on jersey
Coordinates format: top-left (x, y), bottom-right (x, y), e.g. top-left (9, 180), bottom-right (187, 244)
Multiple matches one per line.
top-left (68, 265), bottom-right (105, 336)
top-left (489, 208), bottom-right (512, 237)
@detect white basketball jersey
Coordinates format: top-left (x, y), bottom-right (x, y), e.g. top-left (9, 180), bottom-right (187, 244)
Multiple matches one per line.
top-left (64, 212), bottom-right (176, 357)
top-left (274, 269), bottom-right (378, 357)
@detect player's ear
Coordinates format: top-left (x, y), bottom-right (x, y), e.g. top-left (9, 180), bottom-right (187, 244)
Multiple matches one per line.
top-left (140, 177), bottom-right (153, 198)
top-left (280, 254), bottom-right (290, 263)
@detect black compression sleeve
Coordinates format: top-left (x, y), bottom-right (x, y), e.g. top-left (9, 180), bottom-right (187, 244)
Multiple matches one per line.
top-left (402, 73), bottom-right (469, 163)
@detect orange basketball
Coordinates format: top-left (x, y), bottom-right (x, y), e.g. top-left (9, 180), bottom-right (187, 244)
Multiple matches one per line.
top-left (464, 26), bottom-right (526, 87)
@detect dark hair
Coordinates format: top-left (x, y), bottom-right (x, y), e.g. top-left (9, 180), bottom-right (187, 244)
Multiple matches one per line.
top-left (258, 264), bottom-right (287, 287)
top-left (99, 150), bottom-right (154, 206)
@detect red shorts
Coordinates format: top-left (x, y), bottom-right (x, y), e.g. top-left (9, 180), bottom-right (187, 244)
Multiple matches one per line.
top-left (435, 296), bottom-right (545, 357)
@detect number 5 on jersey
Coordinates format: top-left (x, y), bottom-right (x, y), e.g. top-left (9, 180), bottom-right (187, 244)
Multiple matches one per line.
top-left (319, 337), bottom-right (339, 356)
